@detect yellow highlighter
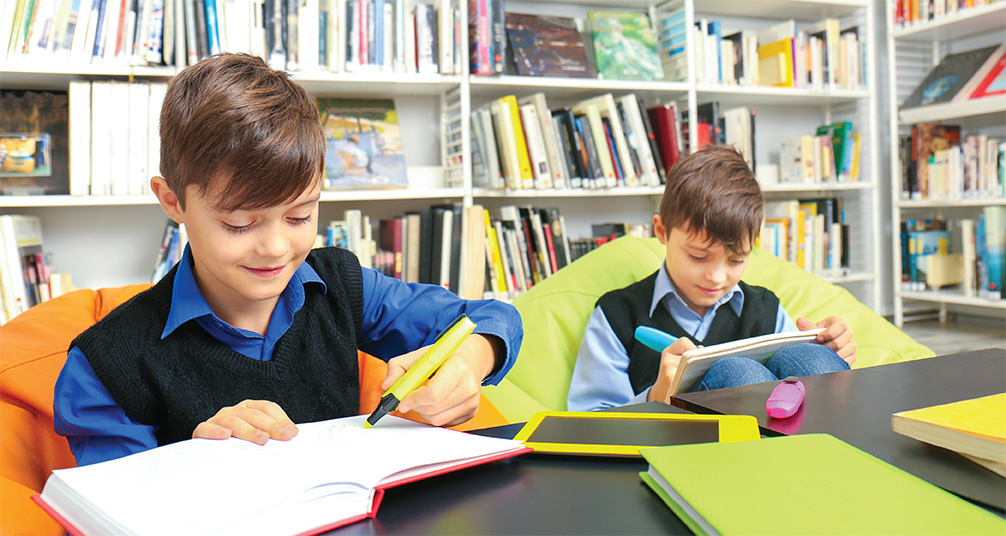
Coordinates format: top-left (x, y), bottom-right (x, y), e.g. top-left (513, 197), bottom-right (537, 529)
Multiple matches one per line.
top-left (364, 314), bottom-right (477, 428)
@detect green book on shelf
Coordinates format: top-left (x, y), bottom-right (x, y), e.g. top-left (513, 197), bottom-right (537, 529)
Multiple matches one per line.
top-left (639, 434), bottom-right (1005, 536)
top-left (588, 11), bottom-right (663, 81)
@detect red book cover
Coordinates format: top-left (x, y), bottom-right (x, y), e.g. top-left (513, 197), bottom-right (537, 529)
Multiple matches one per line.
top-left (970, 53), bottom-right (1006, 99)
top-left (379, 218), bottom-right (404, 280)
top-left (647, 105), bottom-right (682, 168)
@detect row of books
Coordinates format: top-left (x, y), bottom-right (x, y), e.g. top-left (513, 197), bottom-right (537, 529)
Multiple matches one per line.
top-left (0, 214), bottom-right (71, 325)
top-left (900, 211), bottom-right (1005, 300)
top-left (761, 199), bottom-right (849, 278)
top-left (902, 45), bottom-right (1005, 109)
top-left (892, 0), bottom-right (1000, 28)
top-left (898, 123), bottom-right (1005, 201)
top-left (472, 92), bottom-right (683, 192)
top-left (3, 0), bottom-right (465, 74)
top-left (68, 80), bottom-right (166, 197)
top-left (779, 121), bottom-right (862, 185)
top-left (660, 10), bottom-right (866, 90)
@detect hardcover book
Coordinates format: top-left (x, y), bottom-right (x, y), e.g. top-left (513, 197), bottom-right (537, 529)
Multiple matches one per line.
top-left (317, 98), bottom-right (408, 190)
top-left (33, 415), bottom-right (528, 536)
top-left (504, 12), bottom-right (593, 78)
top-left (901, 45), bottom-right (1001, 109)
top-left (588, 11), bottom-right (663, 81)
top-left (0, 90), bottom-right (70, 195)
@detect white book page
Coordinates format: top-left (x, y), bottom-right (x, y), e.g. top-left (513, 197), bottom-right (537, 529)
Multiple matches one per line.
top-left (43, 415), bottom-right (524, 535)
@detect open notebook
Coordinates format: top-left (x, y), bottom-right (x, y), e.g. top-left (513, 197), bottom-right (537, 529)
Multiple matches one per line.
top-left (669, 328), bottom-right (824, 394)
top-left (33, 415), bottom-right (529, 536)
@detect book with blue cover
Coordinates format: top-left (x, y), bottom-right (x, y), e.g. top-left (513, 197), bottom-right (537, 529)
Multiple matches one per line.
top-left (317, 98), bottom-right (408, 190)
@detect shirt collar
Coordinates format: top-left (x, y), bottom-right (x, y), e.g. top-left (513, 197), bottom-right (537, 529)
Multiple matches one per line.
top-left (650, 265), bottom-right (745, 319)
top-left (161, 245), bottom-right (326, 339)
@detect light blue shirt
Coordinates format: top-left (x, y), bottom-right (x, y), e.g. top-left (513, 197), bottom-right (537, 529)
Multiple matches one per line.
top-left (566, 268), bottom-right (796, 411)
top-left (54, 245), bottom-right (522, 466)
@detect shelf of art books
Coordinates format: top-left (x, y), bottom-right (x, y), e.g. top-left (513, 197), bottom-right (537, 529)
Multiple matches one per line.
top-left (1, 0), bottom-right (883, 316)
top-left (886, 0), bottom-right (1006, 326)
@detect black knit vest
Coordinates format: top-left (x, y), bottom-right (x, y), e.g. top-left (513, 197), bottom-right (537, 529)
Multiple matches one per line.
top-left (72, 247), bottom-right (364, 446)
top-left (597, 270), bottom-right (778, 395)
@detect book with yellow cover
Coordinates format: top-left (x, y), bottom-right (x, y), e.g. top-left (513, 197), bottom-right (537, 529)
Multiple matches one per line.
top-left (757, 38), bottom-right (793, 88)
top-left (892, 393), bottom-right (1006, 469)
top-left (498, 95), bottom-right (534, 189)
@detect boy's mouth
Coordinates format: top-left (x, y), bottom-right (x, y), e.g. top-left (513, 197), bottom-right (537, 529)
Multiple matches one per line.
top-left (246, 265), bottom-right (285, 277)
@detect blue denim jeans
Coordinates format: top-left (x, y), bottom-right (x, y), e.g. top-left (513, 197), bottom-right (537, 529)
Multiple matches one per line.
top-left (690, 343), bottom-right (849, 392)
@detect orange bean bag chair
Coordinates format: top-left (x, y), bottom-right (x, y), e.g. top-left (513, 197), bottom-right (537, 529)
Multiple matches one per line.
top-left (0, 285), bottom-right (506, 536)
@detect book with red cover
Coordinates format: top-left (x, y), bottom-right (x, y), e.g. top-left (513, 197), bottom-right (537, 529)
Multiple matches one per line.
top-left (969, 52), bottom-right (1006, 100)
top-left (647, 103), bottom-right (682, 169)
top-left (378, 218), bottom-right (404, 280)
top-left (32, 415), bottom-right (529, 536)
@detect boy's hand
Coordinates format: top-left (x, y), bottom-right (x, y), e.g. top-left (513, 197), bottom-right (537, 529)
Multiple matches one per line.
top-left (797, 316), bottom-right (857, 365)
top-left (383, 334), bottom-right (498, 427)
top-left (192, 400), bottom-right (299, 445)
top-left (647, 337), bottom-right (698, 404)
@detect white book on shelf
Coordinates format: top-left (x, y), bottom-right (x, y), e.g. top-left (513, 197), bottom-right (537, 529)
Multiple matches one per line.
top-left (439, 208), bottom-right (452, 290)
top-left (518, 103), bottom-right (552, 190)
top-left (89, 80), bottom-right (112, 196)
top-left (298, 0), bottom-right (319, 70)
top-left (437, 0), bottom-right (452, 73)
top-left (68, 0), bottom-right (96, 58)
top-left (147, 82), bottom-right (168, 191)
top-left (99, 0), bottom-right (122, 62)
top-left (617, 94), bottom-right (660, 187)
top-left (518, 92), bottom-right (566, 190)
top-left (127, 82), bottom-right (150, 195)
top-left (68, 80), bottom-right (92, 197)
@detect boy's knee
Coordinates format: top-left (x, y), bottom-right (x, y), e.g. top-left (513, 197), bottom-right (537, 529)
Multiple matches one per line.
top-left (696, 357), bottom-right (775, 391)
top-left (768, 343), bottom-right (849, 378)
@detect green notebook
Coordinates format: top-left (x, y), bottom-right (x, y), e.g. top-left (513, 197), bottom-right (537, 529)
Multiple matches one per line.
top-left (640, 434), bottom-right (1005, 536)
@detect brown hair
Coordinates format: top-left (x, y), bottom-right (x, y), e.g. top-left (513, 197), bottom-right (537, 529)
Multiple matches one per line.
top-left (159, 53), bottom-right (324, 212)
top-left (658, 145), bottom-right (763, 254)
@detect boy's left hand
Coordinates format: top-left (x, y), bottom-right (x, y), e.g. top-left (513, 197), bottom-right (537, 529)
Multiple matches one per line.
top-left (382, 334), bottom-right (498, 427)
top-left (797, 316), bottom-right (857, 365)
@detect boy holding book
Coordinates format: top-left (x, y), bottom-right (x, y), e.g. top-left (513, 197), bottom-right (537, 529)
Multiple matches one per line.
top-left (567, 146), bottom-right (855, 411)
top-left (53, 53), bottom-right (523, 466)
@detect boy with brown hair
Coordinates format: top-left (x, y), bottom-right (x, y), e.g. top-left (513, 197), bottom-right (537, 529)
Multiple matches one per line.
top-left (568, 145), bottom-right (855, 411)
top-left (53, 53), bottom-right (522, 465)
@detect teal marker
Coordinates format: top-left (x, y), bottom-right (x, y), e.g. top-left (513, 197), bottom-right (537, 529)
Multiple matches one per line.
top-left (365, 314), bottom-right (477, 428)
top-left (634, 326), bottom-right (679, 352)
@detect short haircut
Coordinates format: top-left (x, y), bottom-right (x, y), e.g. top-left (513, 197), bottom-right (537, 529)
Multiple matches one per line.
top-left (658, 145), bottom-right (763, 254)
top-left (159, 53), bottom-right (324, 212)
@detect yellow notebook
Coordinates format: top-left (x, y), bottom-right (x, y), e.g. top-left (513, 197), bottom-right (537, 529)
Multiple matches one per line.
top-left (640, 434), bottom-right (1005, 536)
top-left (757, 38), bottom-right (793, 87)
top-left (892, 393), bottom-right (1006, 466)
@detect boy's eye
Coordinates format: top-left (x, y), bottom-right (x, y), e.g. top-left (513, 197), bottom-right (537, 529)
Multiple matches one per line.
top-left (730, 259), bottom-right (746, 266)
top-left (222, 221), bottom-right (253, 234)
top-left (289, 215), bottom-right (314, 225)
top-left (690, 255), bottom-right (706, 262)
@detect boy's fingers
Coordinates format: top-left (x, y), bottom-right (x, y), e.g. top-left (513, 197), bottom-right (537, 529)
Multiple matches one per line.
top-left (237, 400), bottom-right (298, 439)
top-left (382, 346), bottom-right (431, 390)
top-left (192, 422), bottom-right (232, 440)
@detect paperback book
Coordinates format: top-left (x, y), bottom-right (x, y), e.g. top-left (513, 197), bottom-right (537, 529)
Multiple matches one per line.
top-left (318, 98), bottom-right (408, 189)
top-left (588, 11), bottom-right (663, 81)
top-left (504, 13), bottom-right (593, 78)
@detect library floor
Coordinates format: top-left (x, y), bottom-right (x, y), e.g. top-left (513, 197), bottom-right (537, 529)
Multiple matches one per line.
top-left (897, 315), bottom-right (1006, 356)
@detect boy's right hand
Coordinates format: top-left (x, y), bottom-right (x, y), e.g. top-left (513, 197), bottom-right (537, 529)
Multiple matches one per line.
top-left (647, 337), bottom-right (698, 404)
top-left (192, 400), bottom-right (298, 445)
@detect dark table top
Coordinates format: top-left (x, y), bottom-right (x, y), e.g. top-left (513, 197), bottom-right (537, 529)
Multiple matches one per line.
top-left (673, 348), bottom-right (1006, 511)
top-left (328, 402), bottom-right (693, 535)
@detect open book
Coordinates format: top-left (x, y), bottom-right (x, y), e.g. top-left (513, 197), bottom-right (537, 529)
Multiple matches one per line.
top-left (33, 415), bottom-right (529, 536)
top-left (668, 328), bottom-right (825, 395)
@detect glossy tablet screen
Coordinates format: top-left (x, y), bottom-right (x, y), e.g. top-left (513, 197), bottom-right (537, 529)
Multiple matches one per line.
top-left (525, 415), bottom-right (719, 447)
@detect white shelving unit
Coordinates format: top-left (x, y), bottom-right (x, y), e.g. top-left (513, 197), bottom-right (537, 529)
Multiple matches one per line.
top-left (886, 1), bottom-right (1006, 326)
top-left (2, 0), bottom-right (880, 315)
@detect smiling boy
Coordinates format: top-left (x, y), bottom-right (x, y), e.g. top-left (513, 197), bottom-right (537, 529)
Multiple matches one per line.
top-left (53, 53), bottom-right (523, 466)
top-left (567, 146), bottom-right (855, 411)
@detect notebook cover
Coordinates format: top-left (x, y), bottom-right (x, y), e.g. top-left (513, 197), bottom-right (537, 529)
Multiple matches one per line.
top-left (639, 434), bottom-right (1005, 535)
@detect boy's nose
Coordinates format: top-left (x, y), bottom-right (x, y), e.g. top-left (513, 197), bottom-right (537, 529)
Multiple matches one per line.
top-left (257, 226), bottom-right (289, 257)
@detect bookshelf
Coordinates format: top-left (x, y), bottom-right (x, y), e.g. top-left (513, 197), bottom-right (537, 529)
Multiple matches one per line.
top-left (885, 1), bottom-right (1006, 327)
top-left (1, 0), bottom-right (880, 315)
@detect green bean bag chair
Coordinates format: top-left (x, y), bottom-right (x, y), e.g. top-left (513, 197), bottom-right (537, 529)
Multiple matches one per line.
top-left (483, 235), bottom-right (935, 423)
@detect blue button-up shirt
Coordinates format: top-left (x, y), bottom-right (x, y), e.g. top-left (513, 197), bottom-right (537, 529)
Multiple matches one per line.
top-left (54, 246), bottom-right (522, 466)
top-left (567, 267), bottom-right (795, 411)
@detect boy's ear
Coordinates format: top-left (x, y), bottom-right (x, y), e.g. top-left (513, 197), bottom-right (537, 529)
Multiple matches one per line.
top-left (151, 176), bottom-right (184, 223)
top-left (653, 215), bottom-right (668, 243)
